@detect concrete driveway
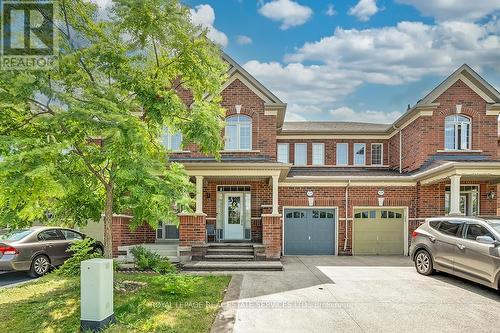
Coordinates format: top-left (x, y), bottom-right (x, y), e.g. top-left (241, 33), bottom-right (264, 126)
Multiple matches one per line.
top-left (215, 256), bottom-right (499, 333)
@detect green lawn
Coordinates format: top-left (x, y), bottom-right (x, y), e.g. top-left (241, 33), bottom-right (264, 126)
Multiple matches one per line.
top-left (0, 272), bottom-right (231, 333)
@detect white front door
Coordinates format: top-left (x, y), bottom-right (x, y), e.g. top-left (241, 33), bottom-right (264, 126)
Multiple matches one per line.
top-left (224, 193), bottom-right (244, 240)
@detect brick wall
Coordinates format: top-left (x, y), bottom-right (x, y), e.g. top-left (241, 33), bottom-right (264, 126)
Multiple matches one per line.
top-left (277, 139), bottom-right (390, 166)
top-left (178, 214), bottom-right (206, 246)
top-left (262, 214), bottom-right (282, 258)
top-left (111, 216), bottom-right (155, 257)
top-left (173, 78), bottom-right (278, 160)
top-left (391, 80), bottom-right (499, 172)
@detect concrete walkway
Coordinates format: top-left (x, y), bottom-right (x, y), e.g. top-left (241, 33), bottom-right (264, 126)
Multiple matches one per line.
top-left (215, 256), bottom-right (499, 333)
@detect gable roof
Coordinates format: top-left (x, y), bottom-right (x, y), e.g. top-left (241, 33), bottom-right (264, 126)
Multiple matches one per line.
top-left (221, 52), bottom-right (286, 127)
top-left (418, 64), bottom-right (500, 105)
top-left (222, 52), bottom-right (284, 105)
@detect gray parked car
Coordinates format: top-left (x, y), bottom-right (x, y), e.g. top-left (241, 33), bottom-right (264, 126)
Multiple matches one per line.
top-left (410, 216), bottom-right (500, 290)
top-left (0, 226), bottom-right (103, 277)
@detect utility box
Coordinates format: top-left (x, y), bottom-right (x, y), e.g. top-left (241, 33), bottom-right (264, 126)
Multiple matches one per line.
top-left (81, 258), bottom-right (115, 332)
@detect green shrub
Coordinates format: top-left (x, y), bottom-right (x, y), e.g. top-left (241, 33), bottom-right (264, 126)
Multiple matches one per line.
top-left (153, 259), bottom-right (176, 274)
top-left (130, 245), bottom-right (160, 270)
top-left (56, 238), bottom-right (102, 277)
top-left (129, 245), bottom-right (176, 274)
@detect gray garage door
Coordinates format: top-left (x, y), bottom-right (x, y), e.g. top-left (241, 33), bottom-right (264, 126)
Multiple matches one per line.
top-left (284, 208), bottom-right (336, 255)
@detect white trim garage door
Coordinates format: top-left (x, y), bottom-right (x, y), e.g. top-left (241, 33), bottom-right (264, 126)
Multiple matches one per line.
top-left (284, 208), bottom-right (337, 255)
top-left (353, 208), bottom-right (405, 255)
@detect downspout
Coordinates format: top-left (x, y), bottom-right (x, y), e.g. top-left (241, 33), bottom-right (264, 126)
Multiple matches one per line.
top-left (393, 125), bottom-right (402, 173)
top-left (343, 180), bottom-right (351, 252)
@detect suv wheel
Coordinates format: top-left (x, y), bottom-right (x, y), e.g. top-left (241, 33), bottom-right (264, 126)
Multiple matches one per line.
top-left (28, 255), bottom-right (51, 278)
top-left (415, 250), bottom-right (434, 276)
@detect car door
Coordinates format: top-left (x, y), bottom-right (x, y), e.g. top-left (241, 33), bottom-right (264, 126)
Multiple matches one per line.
top-left (433, 220), bottom-right (464, 270)
top-left (60, 229), bottom-right (84, 260)
top-left (453, 223), bottom-right (499, 286)
top-left (37, 229), bottom-right (68, 266)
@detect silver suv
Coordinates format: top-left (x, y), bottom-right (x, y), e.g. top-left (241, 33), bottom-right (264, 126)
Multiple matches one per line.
top-left (410, 216), bottom-right (500, 290)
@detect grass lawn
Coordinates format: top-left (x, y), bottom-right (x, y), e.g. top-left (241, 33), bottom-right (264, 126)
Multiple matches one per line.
top-left (0, 272), bottom-right (231, 333)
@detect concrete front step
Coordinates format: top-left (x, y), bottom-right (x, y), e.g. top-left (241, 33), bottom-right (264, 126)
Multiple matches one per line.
top-left (204, 254), bottom-right (255, 261)
top-left (183, 260), bottom-right (283, 271)
top-left (207, 242), bottom-right (254, 247)
top-left (207, 248), bottom-right (254, 255)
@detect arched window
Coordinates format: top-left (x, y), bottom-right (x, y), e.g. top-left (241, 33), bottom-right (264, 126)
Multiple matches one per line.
top-left (225, 115), bottom-right (252, 150)
top-left (445, 115), bottom-right (471, 150)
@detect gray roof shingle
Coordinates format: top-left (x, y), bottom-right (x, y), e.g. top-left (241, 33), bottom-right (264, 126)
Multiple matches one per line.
top-left (281, 121), bottom-right (391, 134)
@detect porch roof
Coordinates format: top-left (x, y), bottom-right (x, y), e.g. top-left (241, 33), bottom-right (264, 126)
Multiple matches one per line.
top-left (181, 161), bottom-right (291, 180)
top-left (282, 161), bottom-right (500, 186)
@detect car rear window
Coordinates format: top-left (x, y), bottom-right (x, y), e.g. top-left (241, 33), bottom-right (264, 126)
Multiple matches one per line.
top-left (38, 229), bottom-right (65, 241)
top-left (437, 220), bottom-right (464, 237)
top-left (0, 229), bottom-right (32, 241)
top-left (429, 221), bottom-right (440, 229)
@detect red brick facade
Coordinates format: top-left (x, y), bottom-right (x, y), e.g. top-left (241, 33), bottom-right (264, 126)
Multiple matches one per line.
top-left (262, 214), bottom-right (282, 258)
top-left (390, 80), bottom-right (499, 172)
top-left (111, 60), bottom-right (500, 260)
top-left (111, 216), bottom-right (155, 256)
top-left (178, 214), bottom-right (206, 247)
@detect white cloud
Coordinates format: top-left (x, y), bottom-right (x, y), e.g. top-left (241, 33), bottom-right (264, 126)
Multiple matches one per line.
top-left (190, 4), bottom-right (228, 47)
top-left (258, 0), bottom-right (313, 30)
top-left (244, 18), bottom-right (500, 123)
top-left (325, 4), bottom-right (336, 16)
top-left (349, 0), bottom-right (379, 22)
top-left (285, 20), bottom-right (500, 83)
top-left (236, 35), bottom-right (253, 45)
top-left (396, 0), bottom-right (500, 22)
top-left (329, 106), bottom-right (402, 123)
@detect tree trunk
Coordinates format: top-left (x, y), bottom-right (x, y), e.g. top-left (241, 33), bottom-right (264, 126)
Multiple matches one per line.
top-left (103, 185), bottom-right (114, 259)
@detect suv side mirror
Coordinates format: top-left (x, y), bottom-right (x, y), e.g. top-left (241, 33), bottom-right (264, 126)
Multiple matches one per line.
top-left (476, 236), bottom-right (496, 245)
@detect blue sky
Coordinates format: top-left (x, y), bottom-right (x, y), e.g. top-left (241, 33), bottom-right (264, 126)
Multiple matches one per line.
top-left (185, 0), bottom-right (500, 123)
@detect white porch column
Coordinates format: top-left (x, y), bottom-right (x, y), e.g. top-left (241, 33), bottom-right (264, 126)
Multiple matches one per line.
top-left (449, 175), bottom-right (461, 215)
top-left (195, 176), bottom-right (203, 214)
top-left (272, 175), bottom-right (279, 215)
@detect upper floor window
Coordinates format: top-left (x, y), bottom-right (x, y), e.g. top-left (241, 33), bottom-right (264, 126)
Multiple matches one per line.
top-left (354, 143), bottom-right (366, 165)
top-left (312, 143), bottom-right (325, 165)
top-left (277, 143), bottom-right (289, 163)
top-left (371, 143), bottom-right (383, 166)
top-left (336, 143), bottom-right (348, 165)
top-left (445, 115), bottom-right (471, 150)
top-left (161, 128), bottom-right (182, 151)
top-left (225, 115), bottom-right (252, 150)
top-left (294, 143), bottom-right (307, 165)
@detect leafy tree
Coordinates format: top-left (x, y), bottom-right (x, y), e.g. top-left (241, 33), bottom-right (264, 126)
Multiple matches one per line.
top-left (0, 0), bottom-right (227, 257)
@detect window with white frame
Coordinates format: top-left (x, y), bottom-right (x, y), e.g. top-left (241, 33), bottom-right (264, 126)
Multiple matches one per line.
top-left (161, 128), bottom-right (182, 151)
top-left (312, 143), bottom-right (325, 165)
top-left (354, 143), bottom-right (366, 165)
top-left (225, 115), bottom-right (252, 150)
top-left (445, 115), bottom-right (471, 150)
top-left (336, 143), bottom-right (348, 165)
top-left (371, 143), bottom-right (383, 166)
top-left (294, 143), bottom-right (307, 165)
top-left (277, 143), bottom-right (289, 163)
top-left (156, 221), bottom-right (179, 240)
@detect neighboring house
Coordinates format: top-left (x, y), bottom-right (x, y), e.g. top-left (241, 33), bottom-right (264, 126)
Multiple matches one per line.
top-left (107, 53), bottom-right (500, 259)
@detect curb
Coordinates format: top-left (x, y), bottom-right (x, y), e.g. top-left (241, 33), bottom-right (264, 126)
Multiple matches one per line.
top-left (210, 274), bottom-right (243, 333)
